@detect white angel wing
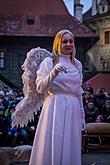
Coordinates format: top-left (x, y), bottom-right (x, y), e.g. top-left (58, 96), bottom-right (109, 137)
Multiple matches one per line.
top-left (12, 47), bottom-right (53, 128)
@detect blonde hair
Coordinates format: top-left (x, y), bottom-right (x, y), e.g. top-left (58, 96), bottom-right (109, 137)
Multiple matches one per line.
top-left (52, 29), bottom-right (76, 63)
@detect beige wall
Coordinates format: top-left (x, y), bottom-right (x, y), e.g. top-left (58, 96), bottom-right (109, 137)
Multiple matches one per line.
top-left (86, 16), bottom-right (110, 71)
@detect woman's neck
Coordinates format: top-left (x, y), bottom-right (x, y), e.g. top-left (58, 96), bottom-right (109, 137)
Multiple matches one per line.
top-left (59, 54), bottom-right (71, 63)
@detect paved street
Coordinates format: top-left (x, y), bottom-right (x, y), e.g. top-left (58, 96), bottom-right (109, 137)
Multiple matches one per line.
top-left (12, 152), bottom-right (110, 165)
top-left (82, 152), bottom-right (110, 165)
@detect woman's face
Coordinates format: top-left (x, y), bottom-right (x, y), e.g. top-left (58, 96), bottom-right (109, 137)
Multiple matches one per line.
top-left (60, 32), bottom-right (75, 56)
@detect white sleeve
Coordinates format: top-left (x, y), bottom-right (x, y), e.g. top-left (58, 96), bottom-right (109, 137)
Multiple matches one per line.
top-left (77, 93), bottom-right (85, 131)
top-left (77, 91), bottom-right (85, 120)
top-left (36, 57), bottom-right (57, 94)
top-left (76, 60), bottom-right (85, 130)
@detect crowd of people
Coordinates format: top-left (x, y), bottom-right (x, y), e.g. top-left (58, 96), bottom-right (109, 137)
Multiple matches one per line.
top-left (83, 81), bottom-right (110, 123)
top-left (0, 86), bottom-right (40, 147)
top-left (0, 83), bottom-right (110, 147)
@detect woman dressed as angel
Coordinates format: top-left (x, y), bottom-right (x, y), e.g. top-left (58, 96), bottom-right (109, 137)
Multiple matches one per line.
top-left (13, 29), bottom-right (85, 165)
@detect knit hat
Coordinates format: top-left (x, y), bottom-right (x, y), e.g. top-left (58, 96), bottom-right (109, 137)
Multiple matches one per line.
top-left (0, 105), bottom-right (4, 111)
top-left (0, 91), bottom-right (5, 96)
top-left (105, 100), bottom-right (110, 105)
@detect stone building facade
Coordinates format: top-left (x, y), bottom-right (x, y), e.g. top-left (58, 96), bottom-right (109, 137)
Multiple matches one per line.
top-left (0, 0), bottom-right (96, 89)
top-left (83, 0), bottom-right (110, 72)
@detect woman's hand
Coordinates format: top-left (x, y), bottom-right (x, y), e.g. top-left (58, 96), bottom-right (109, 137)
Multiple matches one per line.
top-left (53, 63), bottom-right (66, 75)
top-left (82, 119), bottom-right (86, 131)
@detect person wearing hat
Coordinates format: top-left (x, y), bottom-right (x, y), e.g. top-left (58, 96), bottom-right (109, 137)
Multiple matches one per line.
top-left (0, 91), bottom-right (5, 103)
top-left (0, 105), bottom-right (7, 146)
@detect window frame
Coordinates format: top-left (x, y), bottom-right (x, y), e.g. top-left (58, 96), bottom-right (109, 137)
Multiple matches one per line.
top-left (103, 29), bottom-right (110, 45)
top-left (0, 51), bottom-right (5, 68)
top-left (26, 16), bottom-right (35, 25)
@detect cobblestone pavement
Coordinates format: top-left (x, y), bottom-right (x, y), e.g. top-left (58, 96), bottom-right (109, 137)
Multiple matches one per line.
top-left (82, 152), bottom-right (110, 165)
top-left (12, 152), bottom-right (110, 165)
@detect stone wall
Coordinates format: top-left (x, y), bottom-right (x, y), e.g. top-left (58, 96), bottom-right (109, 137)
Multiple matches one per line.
top-left (86, 16), bottom-right (110, 71)
top-left (0, 36), bottom-right (53, 89)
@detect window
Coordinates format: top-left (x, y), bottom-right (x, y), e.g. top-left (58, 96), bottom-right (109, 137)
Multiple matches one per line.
top-left (26, 16), bottom-right (35, 25)
top-left (0, 52), bottom-right (5, 68)
top-left (99, 3), bottom-right (108, 14)
top-left (104, 31), bottom-right (110, 44)
top-left (102, 6), bottom-right (105, 12)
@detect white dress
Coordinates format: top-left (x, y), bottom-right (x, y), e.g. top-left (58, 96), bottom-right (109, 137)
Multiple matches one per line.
top-left (29, 55), bottom-right (85, 165)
